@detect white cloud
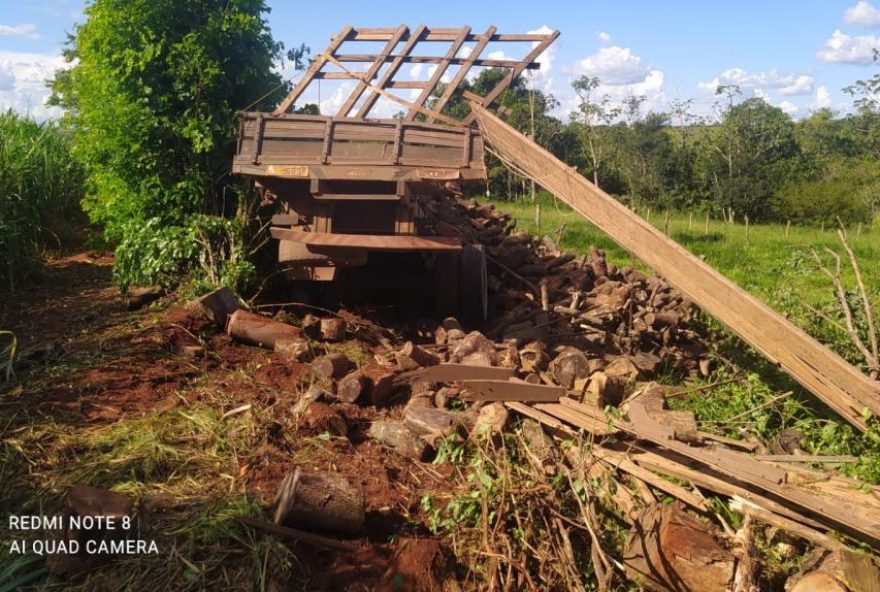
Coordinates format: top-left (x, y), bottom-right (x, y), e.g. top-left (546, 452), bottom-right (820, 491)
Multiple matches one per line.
top-left (698, 67), bottom-right (814, 96)
top-left (0, 51), bottom-right (66, 120)
top-left (815, 85), bottom-right (832, 109)
top-left (524, 25), bottom-right (556, 94)
top-left (817, 29), bottom-right (880, 64)
top-left (0, 23), bottom-right (39, 40)
top-left (844, 1), bottom-right (880, 27)
top-left (778, 100), bottom-right (799, 115)
top-left (597, 31), bottom-right (611, 42)
top-left (570, 45), bottom-right (649, 85)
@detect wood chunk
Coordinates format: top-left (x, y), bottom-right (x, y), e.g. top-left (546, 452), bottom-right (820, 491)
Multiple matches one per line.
top-left (519, 341), bottom-right (549, 373)
top-left (404, 402), bottom-right (462, 445)
top-left (585, 371), bottom-right (627, 408)
top-left (319, 317), bottom-right (347, 342)
top-left (549, 350), bottom-right (590, 388)
top-left (520, 418), bottom-right (560, 465)
top-left (126, 285), bottom-right (163, 310)
top-left (788, 548), bottom-right (880, 592)
top-left (604, 356), bottom-right (640, 382)
top-left (336, 371), bottom-right (369, 403)
top-left (362, 366), bottom-right (397, 405)
top-left (461, 379), bottom-right (565, 402)
top-left (395, 341), bottom-right (440, 371)
top-left (275, 337), bottom-right (312, 362)
top-left (623, 502), bottom-right (735, 592)
top-left (273, 468), bottom-right (364, 535)
top-left (311, 353), bottom-right (355, 381)
top-left (227, 310), bottom-right (303, 349)
top-left (450, 331), bottom-right (496, 367)
top-left (630, 351), bottom-right (662, 375)
top-left (186, 286), bottom-right (241, 326)
top-left (474, 402), bottom-right (509, 436)
top-left (368, 419), bottom-right (431, 461)
top-left (301, 402), bottom-right (348, 436)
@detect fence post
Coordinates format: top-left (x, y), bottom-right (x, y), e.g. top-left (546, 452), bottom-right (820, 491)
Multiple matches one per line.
top-left (745, 214), bottom-right (750, 244)
top-left (705, 211), bottom-right (710, 235)
top-left (535, 203), bottom-right (541, 233)
top-left (785, 220), bottom-right (790, 238)
top-left (688, 211), bottom-right (693, 231)
top-left (664, 210), bottom-right (671, 235)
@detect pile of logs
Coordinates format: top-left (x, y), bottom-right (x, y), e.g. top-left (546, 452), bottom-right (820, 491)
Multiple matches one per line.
top-left (421, 194), bottom-right (710, 377)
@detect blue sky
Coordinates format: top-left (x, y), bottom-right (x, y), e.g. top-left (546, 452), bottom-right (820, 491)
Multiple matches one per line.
top-left (2, 0), bottom-right (880, 120)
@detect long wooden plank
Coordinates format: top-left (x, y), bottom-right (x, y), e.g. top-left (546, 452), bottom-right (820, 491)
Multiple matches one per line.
top-left (270, 228), bottom-right (461, 251)
top-left (427, 25), bottom-right (496, 124)
top-left (470, 102), bottom-right (880, 431)
top-left (460, 379), bottom-right (564, 402)
top-left (405, 27), bottom-right (470, 121)
top-left (400, 363), bottom-right (515, 383)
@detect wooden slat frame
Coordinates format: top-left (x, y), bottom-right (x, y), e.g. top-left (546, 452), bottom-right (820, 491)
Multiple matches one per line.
top-left (270, 24), bottom-right (557, 124)
top-left (426, 25), bottom-right (496, 124)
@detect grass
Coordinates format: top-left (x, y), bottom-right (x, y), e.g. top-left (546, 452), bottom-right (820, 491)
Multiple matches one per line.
top-left (0, 110), bottom-right (86, 290)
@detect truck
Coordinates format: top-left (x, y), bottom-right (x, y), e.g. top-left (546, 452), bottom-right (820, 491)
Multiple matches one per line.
top-left (232, 25), bottom-right (558, 321)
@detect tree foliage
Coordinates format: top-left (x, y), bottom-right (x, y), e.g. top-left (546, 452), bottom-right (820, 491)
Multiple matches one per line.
top-left (50, 0), bottom-right (286, 291)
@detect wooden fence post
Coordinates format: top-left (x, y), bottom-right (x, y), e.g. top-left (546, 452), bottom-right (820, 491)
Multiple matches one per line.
top-left (745, 215), bottom-right (750, 244)
top-left (688, 212), bottom-right (693, 231)
top-left (535, 203), bottom-right (541, 233)
top-left (705, 211), bottom-right (710, 235)
top-left (664, 210), bottom-right (671, 235)
top-left (785, 220), bottom-right (791, 238)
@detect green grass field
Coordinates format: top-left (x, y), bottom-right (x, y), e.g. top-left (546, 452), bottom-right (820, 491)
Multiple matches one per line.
top-left (493, 192), bottom-right (880, 327)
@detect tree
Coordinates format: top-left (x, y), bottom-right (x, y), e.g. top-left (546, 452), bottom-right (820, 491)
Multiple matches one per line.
top-left (49, 0), bottom-right (286, 290)
top-left (572, 75), bottom-right (620, 188)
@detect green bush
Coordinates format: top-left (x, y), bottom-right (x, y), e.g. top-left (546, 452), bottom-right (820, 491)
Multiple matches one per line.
top-left (773, 158), bottom-right (878, 225)
top-left (49, 0), bottom-right (285, 291)
top-left (0, 110), bottom-right (86, 289)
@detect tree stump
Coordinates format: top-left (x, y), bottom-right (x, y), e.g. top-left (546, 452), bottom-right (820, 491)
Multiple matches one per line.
top-left (395, 341), bottom-right (440, 371)
top-left (273, 469), bottom-right (364, 535)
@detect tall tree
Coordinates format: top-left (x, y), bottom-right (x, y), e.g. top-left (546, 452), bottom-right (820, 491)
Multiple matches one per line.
top-left (572, 75), bottom-right (621, 188)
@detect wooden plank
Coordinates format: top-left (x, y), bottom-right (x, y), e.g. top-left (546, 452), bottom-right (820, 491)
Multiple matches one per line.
top-left (505, 401), bottom-right (576, 434)
top-left (400, 363), bottom-right (515, 384)
top-left (427, 25), bottom-right (496, 124)
top-left (533, 403), bottom-right (616, 436)
top-left (470, 103), bottom-right (880, 431)
top-left (356, 24), bottom-right (427, 118)
top-left (273, 25), bottom-right (353, 115)
top-left (460, 379), bottom-right (565, 402)
top-left (334, 55), bottom-right (541, 68)
top-left (270, 227), bottom-right (461, 251)
top-left (337, 24), bottom-right (408, 118)
top-left (349, 28), bottom-right (551, 43)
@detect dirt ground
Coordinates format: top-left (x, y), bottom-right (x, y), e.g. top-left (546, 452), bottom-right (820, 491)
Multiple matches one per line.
top-left (0, 253), bottom-right (460, 591)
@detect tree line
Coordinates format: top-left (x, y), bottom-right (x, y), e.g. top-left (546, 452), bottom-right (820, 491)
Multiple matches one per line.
top-left (451, 63), bottom-right (880, 226)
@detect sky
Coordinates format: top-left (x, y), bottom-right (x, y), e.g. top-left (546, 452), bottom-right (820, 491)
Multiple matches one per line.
top-left (2, 0), bottom-right (880, 121)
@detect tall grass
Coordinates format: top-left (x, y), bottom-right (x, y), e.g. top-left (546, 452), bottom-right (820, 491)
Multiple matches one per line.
top-left (0, 109), bottom-right (85, 289)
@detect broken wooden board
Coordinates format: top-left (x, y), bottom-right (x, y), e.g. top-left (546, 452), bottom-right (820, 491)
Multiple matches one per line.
top-left (470, 102), bottom-right (880, 432)
top-left (397, 363), bottom-right (515, 384)
top-left (532, 403), bottom-right (617, 437)
top-left (461, 379), bottom-right (564, 402)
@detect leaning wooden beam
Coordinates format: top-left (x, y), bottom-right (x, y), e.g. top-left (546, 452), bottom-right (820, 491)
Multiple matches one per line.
top-left (273, 25), bottom-right (353, 115)
top-left (470, 102), bottom-right (880, 432)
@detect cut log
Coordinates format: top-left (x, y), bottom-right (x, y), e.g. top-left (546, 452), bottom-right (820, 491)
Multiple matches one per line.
top-left (519, 341), bottom-right (549, 373)
top-left (227, 310), bottom-right (303, 349)
top-left (275, 337), bottom-right (312, 362)
top-left (623, 502), bottom-right (735, 592)
top-left (450, 331), bottom-right (496, 366)
top-left (395, 341), bottom-right (440, 371)
top-left (186, 287), bottom-right (241, 327)
top-left (368, 419), bottom-right (431, 461)
top-left (273, 468), bottom-right (364, 535)
top-left (301, 402), bottom-right (348, 436)
top-left (126, 285), bottom-right (163, 310)
top-left (336, 371), bottom-right (369, 404)
top-left (474, 402), bottom-right (509, 436)
top-left (788, 548), bottom-right (880, 592)
top-left (311, 353), bottom-right (355, 381)
top-left (404, 402), bottom-right (463, 445)
top-left (362, 366), bottom-right (397, 406)
top-left (549, 350), bottom-right (590, 388)
top-left (319, 317), bottom-right (347, 342)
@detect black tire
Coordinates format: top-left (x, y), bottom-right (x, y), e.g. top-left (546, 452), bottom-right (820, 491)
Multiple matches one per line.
top-left (459, 243), bottom-right (488, 324)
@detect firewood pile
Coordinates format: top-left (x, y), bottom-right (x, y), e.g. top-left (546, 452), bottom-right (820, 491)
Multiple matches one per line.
top-left (185, 190), bottom-right (880, 590)
top-left (422, 193), bottom-right (710, 378)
